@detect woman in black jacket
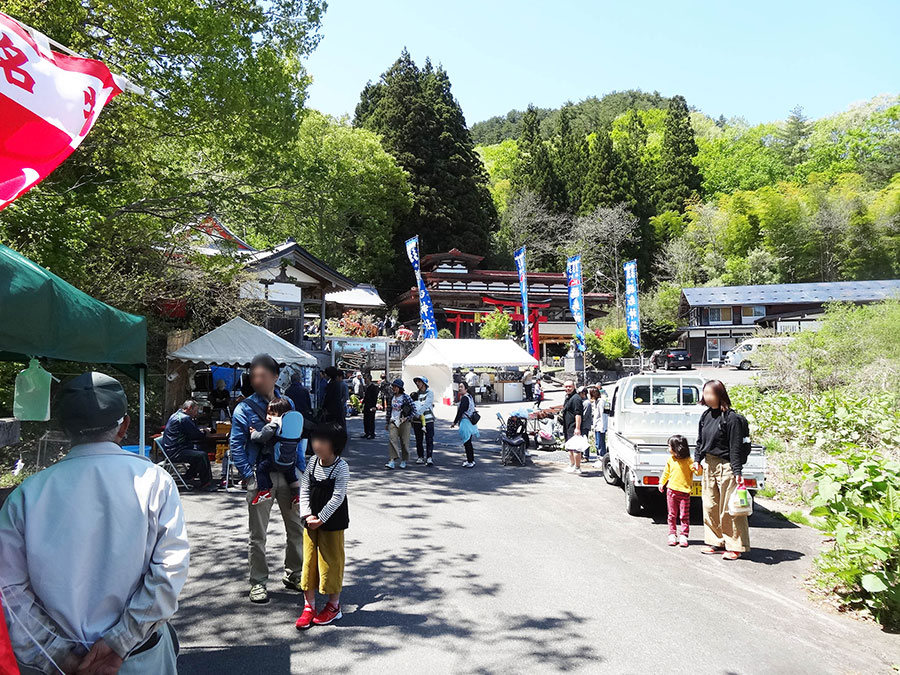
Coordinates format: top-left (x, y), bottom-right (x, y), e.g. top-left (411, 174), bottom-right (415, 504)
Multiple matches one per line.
top-left (693, 379), bottom-right (750, 559)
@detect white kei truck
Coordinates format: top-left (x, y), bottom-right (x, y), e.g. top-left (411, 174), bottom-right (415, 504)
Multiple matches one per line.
top-left (600, 373), bottom-right (767, 515)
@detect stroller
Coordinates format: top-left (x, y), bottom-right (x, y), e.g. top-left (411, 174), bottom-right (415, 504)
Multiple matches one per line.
top-left (496, 411), bottom-right (529, 466)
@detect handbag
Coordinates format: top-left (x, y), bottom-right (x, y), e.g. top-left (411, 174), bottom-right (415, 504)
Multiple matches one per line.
top-left (469, 410), bottom-right (481, 425)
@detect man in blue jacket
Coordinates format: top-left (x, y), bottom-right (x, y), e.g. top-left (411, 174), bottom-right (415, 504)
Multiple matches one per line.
top-left (161, 399), bottom-right (213, 489)
top-left (230, 354), bottom-right (306, 604)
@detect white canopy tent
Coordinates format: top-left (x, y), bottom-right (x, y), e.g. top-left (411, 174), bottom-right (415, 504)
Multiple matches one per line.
top-left (402, 339), bottom-right (538, 405)
top-left (325, 283), bottom-right (386, 309)
top-left (167, 317), bottom-right (317, 367)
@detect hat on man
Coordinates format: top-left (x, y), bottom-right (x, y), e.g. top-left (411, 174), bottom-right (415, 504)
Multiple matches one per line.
top-left (59, 372), bottom-right (128, 433)
top-left (391, 378), bottom-right (404, 390)
top-left (413, 376), bottom-right (429, 386)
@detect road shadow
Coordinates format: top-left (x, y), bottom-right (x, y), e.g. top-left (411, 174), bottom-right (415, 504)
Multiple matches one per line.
top-left (741, 547), bottom-right (805, 565)
top-left (179, 645), bottom-right (292, 674)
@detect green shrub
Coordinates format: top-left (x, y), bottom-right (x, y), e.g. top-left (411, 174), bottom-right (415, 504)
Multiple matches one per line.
top-left (479, 309), bottom-right (511, 340)
top-left (807, 447), bottom-right (900, 628)
top-left (437, 328), bottom-right (453, 339)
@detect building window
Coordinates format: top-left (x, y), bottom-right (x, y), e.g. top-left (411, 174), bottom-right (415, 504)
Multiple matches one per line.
top-left (708, 307), bottom-right (732, 323)
top-left (741, 305), bottom-right (766, 318)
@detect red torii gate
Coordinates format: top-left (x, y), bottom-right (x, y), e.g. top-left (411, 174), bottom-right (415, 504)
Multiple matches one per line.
top-left (444, 296), bottom-right (547, 358)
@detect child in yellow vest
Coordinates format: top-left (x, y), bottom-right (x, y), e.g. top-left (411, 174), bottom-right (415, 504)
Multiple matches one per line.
top-left (659, 434), bottom-right (695, 547)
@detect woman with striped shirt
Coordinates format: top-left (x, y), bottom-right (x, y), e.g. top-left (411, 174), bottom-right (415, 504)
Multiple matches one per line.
top-left (296, 424), bottom-right (350, 629)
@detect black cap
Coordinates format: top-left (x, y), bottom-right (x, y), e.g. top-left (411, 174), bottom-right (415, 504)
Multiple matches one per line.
top-left (58, 372), bottom-right (128, 433)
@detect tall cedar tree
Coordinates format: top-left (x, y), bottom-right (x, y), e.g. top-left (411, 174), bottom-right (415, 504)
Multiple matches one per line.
top-left (614, 111), bottom-right (657, 277)
top-left (354, 51), bottom-right (496, 266)
top-left (580, 125), bottom-right (618, 214)
top-left (656, 95), bottom-right (702, 213)
top-left (777, 104), bottom-right (811, 167)
top-left (555, 105), bottom-right (587, 211)
top-left (513, 105), bottom-right (567, 212)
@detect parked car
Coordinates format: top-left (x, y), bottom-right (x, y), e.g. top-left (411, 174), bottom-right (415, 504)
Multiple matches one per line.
top-left (601, 373), bottom-right (766, 515)
top-left (650, 348), bottom-right (692, 370)
top-left (725, 337), bottom-right (793, 370)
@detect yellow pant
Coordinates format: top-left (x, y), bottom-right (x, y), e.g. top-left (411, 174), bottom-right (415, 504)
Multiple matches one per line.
top-left (702, 455), bottom-right (751, 552)
top-left (301, 527), bottom-right (345, 594)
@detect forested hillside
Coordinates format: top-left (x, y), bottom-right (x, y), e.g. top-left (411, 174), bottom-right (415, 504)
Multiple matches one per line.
top-left (475, 92), bottom-right (900, 342)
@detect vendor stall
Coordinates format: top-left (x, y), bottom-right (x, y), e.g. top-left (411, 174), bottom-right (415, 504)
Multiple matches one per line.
top-left (401, 338), bottom-right (538, 406)
top-left (166, 317), bottom-right (317, 417)
top-left (0, 244), bottom-right (148, 447)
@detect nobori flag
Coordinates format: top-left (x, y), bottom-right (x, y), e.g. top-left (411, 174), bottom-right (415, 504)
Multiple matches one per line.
top-left (0, 12), bottom-right (121, 210)
top-left (623, 259), bottom-right (641, 349)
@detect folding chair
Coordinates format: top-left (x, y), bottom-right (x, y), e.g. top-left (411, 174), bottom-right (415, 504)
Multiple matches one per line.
top-left (153, 436), bottom-right (192, 491)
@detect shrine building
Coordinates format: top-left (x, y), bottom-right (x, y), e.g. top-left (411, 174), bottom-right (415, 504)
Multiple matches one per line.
top-left (394, 249), bottom-right (613, 358)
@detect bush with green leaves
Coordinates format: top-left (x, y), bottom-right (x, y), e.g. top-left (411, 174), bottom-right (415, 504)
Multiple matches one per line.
top-left (806, 447), bottom-right (900, 628)
top-left (585, 328), bottom-right (634, 368)
top-left (479, 309), bottom-right (512, 340)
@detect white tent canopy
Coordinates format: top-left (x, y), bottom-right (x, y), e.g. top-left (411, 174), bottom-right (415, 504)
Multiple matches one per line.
top-left (167, 317), bottom-right (317, 367)
top-left (325, 284), bottom-right (385, 308)
top-left (402, 339), bottom-right (538, 405)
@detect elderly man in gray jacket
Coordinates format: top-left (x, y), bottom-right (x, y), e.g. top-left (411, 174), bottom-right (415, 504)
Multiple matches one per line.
top-left (0, 372), bottom-right (190, 674)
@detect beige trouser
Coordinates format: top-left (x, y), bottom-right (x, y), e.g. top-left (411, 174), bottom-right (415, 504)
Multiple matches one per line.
top-left (702, 455), bottom-right (751, 552)
top-left (246, 469), bottom-right (305, 585)
top-left (388, 420), bottom-right (411, 461)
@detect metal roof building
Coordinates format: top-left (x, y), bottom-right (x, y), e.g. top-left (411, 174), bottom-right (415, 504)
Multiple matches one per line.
top-left (681, 280), bottom-right (900, 309)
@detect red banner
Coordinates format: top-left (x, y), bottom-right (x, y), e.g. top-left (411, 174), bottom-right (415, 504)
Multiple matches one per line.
top-left (0, 595), bottom-right (18, 675)
top-left (0, 12), bottom-right (121, 210)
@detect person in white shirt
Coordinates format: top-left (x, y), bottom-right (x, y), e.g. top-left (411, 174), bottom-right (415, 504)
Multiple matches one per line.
top-left (522, 368), bottom-right (535, 401)
top-left (590, 387), bottom-right (609, 467)
top-left (463, 369), bottom-right (478, 390)
top-left (0, 372), bottom-right (189, 675)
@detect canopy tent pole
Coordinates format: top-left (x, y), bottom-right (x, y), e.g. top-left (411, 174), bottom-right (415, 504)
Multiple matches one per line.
top-left (139, 367), bottom-right (146, 454)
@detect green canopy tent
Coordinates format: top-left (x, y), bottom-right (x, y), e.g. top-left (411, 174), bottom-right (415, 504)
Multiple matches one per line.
top-left (0, 244), bottom-right (148, 447)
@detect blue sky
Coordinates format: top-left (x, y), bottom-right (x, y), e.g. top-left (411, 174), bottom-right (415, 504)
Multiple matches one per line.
top-left (303, 0), bottom-right (900, 127)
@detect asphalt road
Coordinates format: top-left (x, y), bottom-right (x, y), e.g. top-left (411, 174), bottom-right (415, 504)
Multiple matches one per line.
top-left (175, 390), bottom-right (900, 674)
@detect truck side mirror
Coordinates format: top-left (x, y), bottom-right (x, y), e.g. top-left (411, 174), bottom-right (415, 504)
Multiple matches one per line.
top-left (604, 402), bottom-right (613, 417)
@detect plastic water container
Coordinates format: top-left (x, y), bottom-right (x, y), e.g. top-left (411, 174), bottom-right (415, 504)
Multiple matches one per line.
top-left (122, 445), bottom-right (150, 457)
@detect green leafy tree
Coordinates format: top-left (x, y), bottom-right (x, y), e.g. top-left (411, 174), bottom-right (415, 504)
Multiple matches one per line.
top-left (261, 111), bottom-right (412, 288)
top-left (479, 309), bottom-right (511, 339)
top-left (354, 51), bottom-right (497, 262)
top-left (656, 95), bottom-right (702, 214)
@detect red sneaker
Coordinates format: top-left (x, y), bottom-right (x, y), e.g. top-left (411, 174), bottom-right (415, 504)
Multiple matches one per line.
top-left (295, 605), bottom-right (316, 630)
top-left (312, 603), bottom-right (342, 625)
top-left (251, 490), bottom-right (272, 505)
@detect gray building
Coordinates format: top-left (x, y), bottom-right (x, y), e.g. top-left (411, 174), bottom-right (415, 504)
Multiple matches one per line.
top-left (677, 280), bottom-right (900, 363)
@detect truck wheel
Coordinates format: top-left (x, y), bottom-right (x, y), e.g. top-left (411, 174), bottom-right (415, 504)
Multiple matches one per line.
top-left (602, 454), bottom-right (621, 486)
top-left (739, 360), bottom-right (751, 371)
top-left (624, 469), bottom-right (643, 516)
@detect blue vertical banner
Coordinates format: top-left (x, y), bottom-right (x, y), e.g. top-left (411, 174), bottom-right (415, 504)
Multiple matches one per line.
top-left (513, 246), bottom-right (532, 356)
top-left (405, 235), bottom-right (438, 339)
top-left (623, 259), bottom-right (641, 349)
top-left (565, 255), bottom-right (586, 352)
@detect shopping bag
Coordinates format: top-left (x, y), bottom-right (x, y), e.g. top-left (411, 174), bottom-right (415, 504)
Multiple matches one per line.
top-left (728, 485), bottom-right (753, 516)
top-left (564, 435), bottom-right (589, 452)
